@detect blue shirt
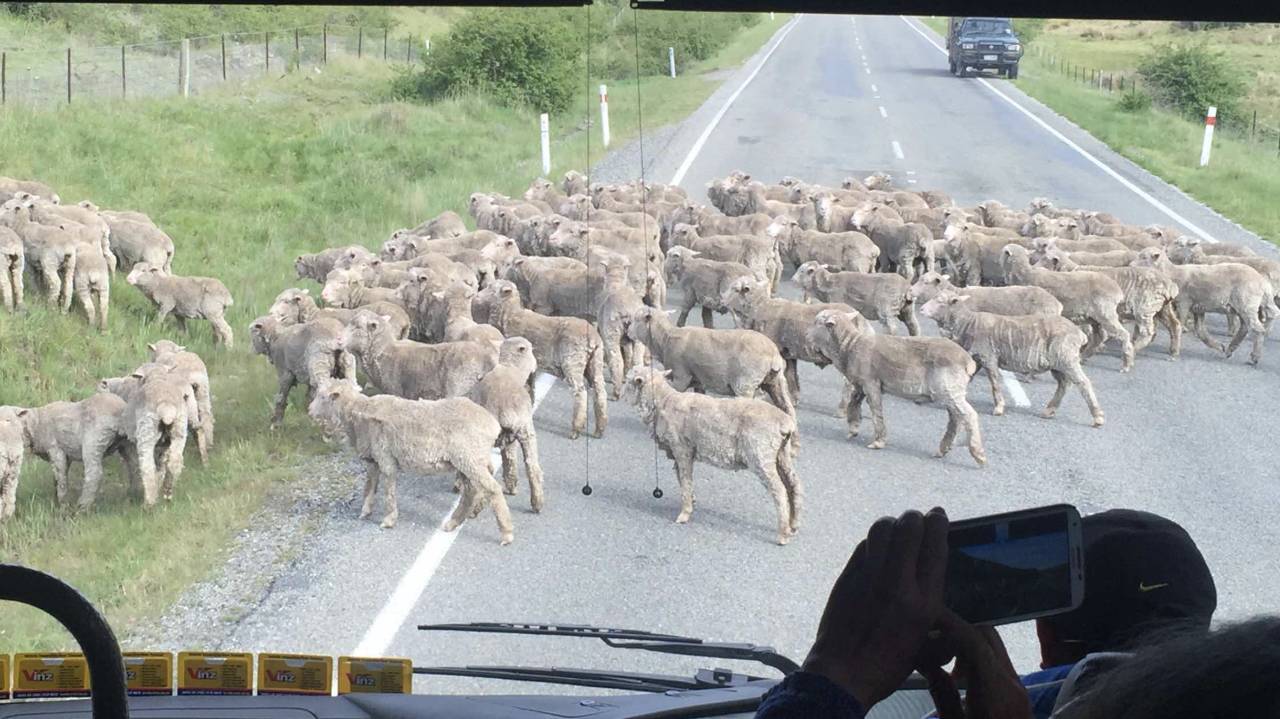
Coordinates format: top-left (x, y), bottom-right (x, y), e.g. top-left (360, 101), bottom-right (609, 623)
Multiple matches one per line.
top-left (755, 671), bottom-right (866, 719)
top-left (1021, 663), bottom-right (1076, 719)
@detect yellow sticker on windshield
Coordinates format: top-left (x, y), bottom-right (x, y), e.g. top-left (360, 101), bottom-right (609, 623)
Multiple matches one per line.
top-left (13, 653), bottom-right (90, 698)
top-left (124, 652), bottom-right (173, 696)
top-left (337, 656), bottom-right (412, 694)
top-left (257, 653), bottom-right (332, 696)
top-left (176, 651), bottom-right (253, 695)
top-left (0, 654), bottom-right (9, 700)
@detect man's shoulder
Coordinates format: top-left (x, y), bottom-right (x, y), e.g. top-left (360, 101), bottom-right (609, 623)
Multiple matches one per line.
top-left (1022, 663), bottom-right (1076, 688)
top-left (1022, 664), bottom-right (1076, 719)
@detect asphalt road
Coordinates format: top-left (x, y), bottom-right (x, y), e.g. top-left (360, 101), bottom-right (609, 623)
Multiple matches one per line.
top-left (162, 13), bottom-right (1280, 702)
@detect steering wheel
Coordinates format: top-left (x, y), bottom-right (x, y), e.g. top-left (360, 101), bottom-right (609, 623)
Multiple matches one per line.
top-left (0, 564), bottom-right (129, 719)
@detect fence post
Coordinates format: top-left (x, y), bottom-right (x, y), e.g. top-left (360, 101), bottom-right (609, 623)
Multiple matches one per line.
top-left (540, 113), bottom-right (551, 175)
top-left (1200, 106), bottom-right (1216, 167)
top-left (66, 47), bottom-right (71, 104)
top-left (1251, 110), bottom-right (1257, 141)
top-left (384, 27), bottom-right (388, 61)
top-left (1, 52), bottom-right (5, 105)
top-left (424, 35), bottom-right (430, 54)
top-left (221, 34), bottom-right (226, 80)
top-left (265, 31), bottom-right (270, 73)
top-left (358, 27), bottom-right (363, 58)
top-left (181, 38), bottom-right (190, 97)
top-left (599, 83), bottom-right (610, 148)
top-left (406, 38), bottom-right (411, 63)
top-left (120, 45), bottom-right (125, 97)
top-left (323, 24), bottom-right (328, 64)
top-left (668, 46), bottom-right (676, 77)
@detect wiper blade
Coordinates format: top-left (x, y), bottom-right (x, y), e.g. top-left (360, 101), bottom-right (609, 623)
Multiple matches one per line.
top-left (417, 621), bottom-right (800, 675)
top-left (412, 664), bottom-right (762, 693)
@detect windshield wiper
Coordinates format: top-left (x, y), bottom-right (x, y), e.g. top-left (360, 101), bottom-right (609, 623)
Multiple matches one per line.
top-left (417, 622), bottom-right (800, 675)
top-left (412, 664), bottom-right (763, 693)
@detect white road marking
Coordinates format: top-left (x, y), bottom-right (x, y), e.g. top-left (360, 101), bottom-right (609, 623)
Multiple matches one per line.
top-left (879, 106), bottom-right (888, 118)
top-left (864, 67), bottom-right (871, 74)
top-left (898, 15), bottom-right (1217, 243)
top-left (871, 83), bottom-right (878, 93)
top-left (1000, 370), bottom-right (1032, 408)
top-left (892, 141), bottom-right (904, 159)
top-left (670, 15), bottom-right (801, 185)
top-left (351, 372), bottom-right (559, 657)
top-left (874, 95), bottom-right (881, 100)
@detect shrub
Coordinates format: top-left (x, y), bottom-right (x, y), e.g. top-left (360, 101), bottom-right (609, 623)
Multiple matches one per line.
top-left (394, 8), bottom-right (581, 112)
top-left (1117, 89), bottom-right (1153, 113)
top-left (1137, 43), bottom-right (1245, 124)
top-left (1013, 18), bottom-right (1046, 44)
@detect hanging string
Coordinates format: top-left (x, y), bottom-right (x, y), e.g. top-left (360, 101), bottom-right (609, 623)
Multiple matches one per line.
top-left (632, 6), bottom-right (663, 501)
top-left (581, 1), bottom-right (594, 497)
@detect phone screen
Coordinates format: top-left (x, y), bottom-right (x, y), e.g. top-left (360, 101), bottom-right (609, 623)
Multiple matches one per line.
top-left (945, 506), bottom-right (1082, 626)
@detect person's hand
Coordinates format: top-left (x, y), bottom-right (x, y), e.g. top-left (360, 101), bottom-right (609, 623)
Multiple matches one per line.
top-left (800, 508), bottom-right (949, 709)
top-left (916, 609), bottom-right (1033, 719)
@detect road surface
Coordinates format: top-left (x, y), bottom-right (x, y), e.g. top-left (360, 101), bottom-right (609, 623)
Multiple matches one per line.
top-left (151, 13), bottom-right (1280, 700)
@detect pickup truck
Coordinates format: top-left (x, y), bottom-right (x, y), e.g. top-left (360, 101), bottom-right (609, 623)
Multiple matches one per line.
top-left (947, 17), bottom-right (1023, 79)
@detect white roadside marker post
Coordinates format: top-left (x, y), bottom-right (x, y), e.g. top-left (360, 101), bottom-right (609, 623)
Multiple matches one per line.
top-left (1199, 106), bottom-right (1216, 167)
top-left (599, 84), bottom-right (611, 148)
top-left (669, 47), bottom-right (676, 78)
top-left (540, 113), bottom-right (551, 176)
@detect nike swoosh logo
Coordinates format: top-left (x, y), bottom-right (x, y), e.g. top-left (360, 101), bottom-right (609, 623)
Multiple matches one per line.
top-left (1139, 582), bottom-right (1169, 592)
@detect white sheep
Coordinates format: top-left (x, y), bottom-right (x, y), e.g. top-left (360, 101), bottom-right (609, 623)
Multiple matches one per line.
top-left (126, 262), bottom-right (235, 348)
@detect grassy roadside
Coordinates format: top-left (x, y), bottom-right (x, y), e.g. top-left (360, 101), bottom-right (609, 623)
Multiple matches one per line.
top-left (0, 11), bottom-right (789, 653)
top-left (915, 17), bottom-right (1279, 242)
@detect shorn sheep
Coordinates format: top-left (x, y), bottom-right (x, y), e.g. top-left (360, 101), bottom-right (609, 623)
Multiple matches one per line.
top-left (469, 337), bottom-right (545, 512)
top-left (0, 407), bottom-right (23, 520)
top-left (126, 262), bottom-right (235, 348)
top-left (308, 380), bottom-right (513, 544)
top-left (623, 367), bottom-right (801, 546)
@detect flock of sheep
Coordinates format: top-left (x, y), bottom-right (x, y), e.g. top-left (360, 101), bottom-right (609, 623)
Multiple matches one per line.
top-left (1, 166), bottom-right (1275, 547)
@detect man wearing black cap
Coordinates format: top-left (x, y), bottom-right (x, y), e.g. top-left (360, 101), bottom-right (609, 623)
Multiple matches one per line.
top-left (1020, 508), bottom-right (1217, 718)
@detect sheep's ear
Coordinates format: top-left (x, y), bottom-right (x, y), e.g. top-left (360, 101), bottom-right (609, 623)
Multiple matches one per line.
top-left (147, 343), bottom-right (157, 352)
top-left (130, 371), bottom-right (145, 379)
top-left (16, 408), bottom-right (29, 418)
top-left (431, 291), bottom-right (445, 300)
top-left (823, 316), bottom-right (837, 328)
top-left (296, 255), bottom-right (304, 262)
top-left (499, 285), bottom-right (514, 297)
top-left (952, 295), bottom-right (970, 304)
top-left (939, 274), bottom-right (950, 282)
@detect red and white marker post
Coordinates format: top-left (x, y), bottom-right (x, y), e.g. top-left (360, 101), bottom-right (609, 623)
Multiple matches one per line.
top-left (599, 84), bottom-right (611, 148)
top-left (1200, 106), bottom-right (1217, 167)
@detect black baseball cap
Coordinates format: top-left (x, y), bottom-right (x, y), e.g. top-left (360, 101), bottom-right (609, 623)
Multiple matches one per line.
top-left (1043, 509), bottom-right (1217, 651)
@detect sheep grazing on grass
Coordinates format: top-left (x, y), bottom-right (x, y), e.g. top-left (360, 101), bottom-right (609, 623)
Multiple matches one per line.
top-left (663, 246), bottom-right (760, 328)
top-left (268, 287), bottom-right (411, 340)
top-left (791, 261), bottom-right (919, 336)
top-left (851, 204), bottom-right (933, 280)
top-left (101, 364), bottom-right (194, 506)
top-left (27, 200), bottom-right (114, 274)
top-left (126, 262), bottom-right (235, 348)
top-left (148, 340), bottom-right (215, 464)
top-left (921, 291), bottom-right (1104, 426)
top-left (7, 394), bottom-right (132, 511)
top-left (338, 310), bottom-right (498, 402)
top-left (406, 210), bottom-right (467, 240)
top-left (0, 407), bottom-right (25, 520)
top-left (909, 271), bottom-right (1063, 319)
top-left (623, 367), bottom-right (801, 546)
top-left (249, 314), bottom-right (355, 426)
top-left (1, 200), bottom-right (77, 312)
top-left (295, 245), bottom-right (377, 283)
top-left (308, 380), bottom-right (512, 543)
top-left (469, 337), bottom-right (545, 511)
top-left (474, 280), bottom-right (607, 439)
top-left (100, 216), bottom-right (174, 275)
top-left (0, 225), bottom-right (24, 311)
top-left (626, 306), bottom-right (795, 417)
top-left (1001, 245), bottom-right (1135, 372)
top-left (1133, 247), bottom-right (1275, 366)
top-left (810, 309), bottom-right (986, 466)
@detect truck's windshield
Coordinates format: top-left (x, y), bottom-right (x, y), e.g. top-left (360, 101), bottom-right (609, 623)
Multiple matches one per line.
top-left (962, 18), bottom-right (1014, 35)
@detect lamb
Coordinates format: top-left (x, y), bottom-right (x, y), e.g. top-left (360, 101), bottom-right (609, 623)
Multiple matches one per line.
top-left (5, 394), bottom-right (131, 511)
top-left (623, 367), bottom-right (801, 545)
top-left (320, 267), bottom-right (402, 310)
top-left (70, 239), bottom-right (110, 330)
top-left (851, 204), bottom-right (933, 279)
top-left (0, 200), bottom-right (77, 311)
top-left (295, 245), bottom-right (376, 282)
top-left (102, 364), bottom-right (191, 506)
top-left (809, 309), bottom-right (987, 466)
top-left (126, 263), bottom-right (235, 348)
top-left (307, 380), bottom-right (512, 543)
top-left (1001, 245), bottom-right (1135, 372)
top-left (469, 337), bottom-right (545, 511)
top-left (664, 246), bottom-right (760, 328)
top-left (474, 280), bottom-right (607, 439)
top-left (908, 271), bottom-right (1064, 318)
top-left (625, 306), bottom-right (795, 416)
top-left (1034, 250), bottom-right (1182, 357)
top-left (148, 340), bottom-right (215, 464)
top-left (1132, 247), bottom-right (1275, 365)
top-left (0, 225), bottom-right (24, 311)
top-left (0, 407), bottom-right (23, 520)
top-left (338, 310), bottom-right (497, 401)
top-left (791, 261), bottom-right (919, 336)
top-left (434, 281), bottom-right (505, 346)
top-left (767, 215), bottom-right (878, 273)
top-left (268, 287), bottom-right (411, 340)
top-left (921, 291), bottom-right (1104, 426)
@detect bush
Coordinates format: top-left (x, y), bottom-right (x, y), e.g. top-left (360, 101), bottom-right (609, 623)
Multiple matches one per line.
top-left (1137, 43), bottom-right (1245, 124)
top-left (1013, 18), bottom-right (1046, 45)
top-left (1117, 89), bottom-right (1153, 113)
top-left (393, 8), bottom-right (581, 112)
top-left (609, 10), bottom-right (759, 78)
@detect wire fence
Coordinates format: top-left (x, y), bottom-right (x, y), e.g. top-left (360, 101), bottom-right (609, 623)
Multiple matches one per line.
top-left (0, 24), bottom-right (423, 108)
top-left (1026, 44), bottom-right (1280, 155)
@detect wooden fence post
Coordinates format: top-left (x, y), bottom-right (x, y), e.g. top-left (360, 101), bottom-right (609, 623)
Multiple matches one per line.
top-left (221, 35), bottom-right (226, 80)
top-left (180, 38), bottom-right (190, 97)
top-left (66, 47), bottom-right (71, 104)
top-left (383, 27), bottom-right (388, 61)
top-left (295, 28), bottom-right (300, 61)
top-left (265, 31), bottom-right (270, 73)
top-left (1, 52), bottom-right (5, 105)
top-left (120, 45), bottom-right (126, 97)
top-left (323, 24), bottom-right (328, 63)
top-left (358, 27), bottom-right (363, 58)
top-left (406, 38), bottom-right (411, 63)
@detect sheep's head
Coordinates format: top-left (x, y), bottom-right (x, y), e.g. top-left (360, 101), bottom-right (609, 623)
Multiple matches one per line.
top-left (919, 290), bottom-right (966, 321)
top-left (1132, 247), bottom-right (1167, 269)
top-left (663, 246), bottom-right (697, 276)
top-left (1035, 249), bottom-right (1075, 272)
top-left (850, 204), bottom-right (878, 230)
top-left (766, 215), bottom-right (798, 245)
top-left (863, 172), bottom-right (892, 190)
top-left (269, 288), bottom-right (312, 322)
top-left (626, 306), bottom-right (669, 344)
top-left (77, 200), bottom-right (100, 213)
top-left (907, 271), bottom-right (951, 302)
top-left (475, 279), bottom-right (520, 312)
top-left (481, 237), bottom-right (519, 265)
top-left (525, 178), bottom-right (553, 201)
top-left (148, 340), bottom-right (185, 361)
top-left (790, 260), bottom-right (827, 288)
top-left (321, 269), bottom-right (359, 307)
top-left (126, 262), bottom-right (162, 286)
top-left (308, 379), bottom-right (360, 427)
top-left (722, 276), bottom-right (769, 315)
top-left (622, 366), bottom-right (672, 410)
top-left (497, 336), bottom-right (537, 376)
top-left (841, 177), bottom-right (863, 191)
top-left (339, 311), bottom-right (393, 356)
top-left (670, 223), bottom-right (698, 247)
top-left (248, 315), bottom-right (277, 356)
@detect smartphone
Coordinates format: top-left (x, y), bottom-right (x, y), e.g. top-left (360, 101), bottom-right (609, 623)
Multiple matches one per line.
top-left (944, 504), bottom-right (1084, 626)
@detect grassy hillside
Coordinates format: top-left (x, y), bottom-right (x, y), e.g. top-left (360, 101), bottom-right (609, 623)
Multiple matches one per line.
top-left (0, 10), bottom-right (789, 653)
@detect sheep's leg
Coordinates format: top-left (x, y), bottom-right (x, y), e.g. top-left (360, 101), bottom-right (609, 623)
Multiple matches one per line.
top-left (756, 462), bottom-right (793, 546)
top-left (937, 408), bottom-right (959, 458)
top-left (59, 258), bottom-right (76, 314)
top-left (1080, 320), bottom-right (1103, 358)
top-left (1098, 313), bottom-right (1135, 372)
top-left (499, 437), bottom-right (519, 495)
top-left (134, 429), bottom-right (161, 506)
top-left (586, 348), bottom-right (608, 438)
top-left (783, 358), bottom-right (800, 400)
top-left (700, 305), bottom-right (715, 328)
top-left (1131, 310), bottom-right (1156, 354)
top-left (672, 451), bottom-right (696, 524)
top-left (864, 383), bottom-right (888, 450)
top-left (210, 315), bottom-right (235, 349)
top-left (271, 371), bottom-right (296, 426)
top-left (983, 360), bottom-right (1006, 416)
top-left (1043, 369), bottom-right (1070, 420)
top-left (1160, 303), bottom-right (1182, 359)
top-left (77, 441), bottom-right (109, 511)
top-left (776, 435), bottom-right (802, 535)
top-left (155, 301), bottom-right (176, 326)
top-left (160, 424), bottom-right (187, 501)
top-left (1191, 311), bottom-right (1227, 354)
top-left (836, 380), bottom-right (853, 418)
top-left (1224, 309), bottom-right (1252, 359)
top-left (516, 425), bottom-right (545, 513)
top-left (120, 445), bottom-right (142, 501)
top-left (960, 399), bottom-right (987, 466)
top-left (359, 459), bottom-right (380, 519)
top-left (95, 287), bottom-right (109, 330)
top-left (1226, 311), bottom-right (1241, 339)
top-left (759, 371), bottom-right (795, 417)
top-left (49, 449), bottom-right (70, 506)
top-left (175, 316), bottom-right (188, 332)
top-left (845, 384), bottom-right (865, 438)
top-left (0, 273), bottom-right (12, 312)
top-left (879, 311), bottom-right (898, 336)
top-left (461, 458), bottom-right (514, 545)
top-left (900, 305), bottom-right (921, 337)
top-left (40, 263), bottom-right (60, 305)
top-left (444, 476), bottom-right (475, 531)
top-left (603, 335), bottom-right (625, 401)
top-left (566, 371), bottom-right (588, 440)
top-left (76, 285), bottom-right (95, 328)
top-left (525, 373), bottom-right (537, 403)
top-left (1, 467), bottom-right (15, 519)
top-left (377, 456), bottom-right (400, 529)
top-left (675, 300), bottom-right (694, 327)
top-left (11, 266), bottom-right (22, 309)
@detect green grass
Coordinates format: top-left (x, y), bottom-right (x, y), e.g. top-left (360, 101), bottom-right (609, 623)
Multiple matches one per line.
top-left (0, 12), bottom-right (788, 653)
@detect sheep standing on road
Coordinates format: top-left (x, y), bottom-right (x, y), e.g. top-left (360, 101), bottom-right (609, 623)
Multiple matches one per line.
top-left (339, 310), bottom-right (497, 401)
top-left (595, 258), bottom-right (648, 397)
top-left (623, 367), bottom-right (801, 546)
top-left (308, 380), bottom-right (513, 544)
top-left (909, 271), bottom-right (1063, 319)
top-left (921, 291), bottom-right (1104, 426)
top-left (0, 225), bottom-right (24, 311)
top-left (664, 246), bottom-right (760, 328)
top-left (791, 261), bottom-right (919, 336)
top-left (470, 337), bottom-right (545, 511)
top-left (851, 204), bottom-right (933, 280)
top-left (810, 309), bottom-right (987, 466)
top-left (126, 262), bottom-right (235, 348)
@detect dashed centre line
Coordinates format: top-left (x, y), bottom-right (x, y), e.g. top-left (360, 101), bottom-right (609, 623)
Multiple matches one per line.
top-left (892, 140), bottom-right (904, 159)
top-left (879, 106), bottom-right (887, 118)
top-left (865, 67), bottom-right (871, 74)
top-left (871, 83), bottom-right (878, 93)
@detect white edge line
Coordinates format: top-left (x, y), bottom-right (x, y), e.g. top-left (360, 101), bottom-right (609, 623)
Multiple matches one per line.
top-left (878, 106), bottom-right (888, 119)
top-left (352, 372), bottom-right (559, 657)
top-left (1000, 370), bottom-right (1031, 408)
top-left (897, 15), bottom-right (1217, 243)
top-left (892, 141), bottom-right (905, 160)
top-left (670, 15), bottom-right (802, 185)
